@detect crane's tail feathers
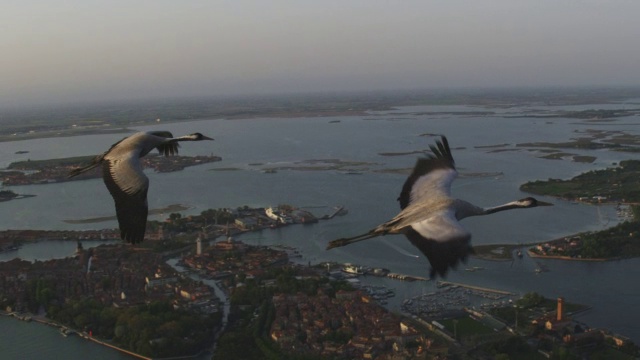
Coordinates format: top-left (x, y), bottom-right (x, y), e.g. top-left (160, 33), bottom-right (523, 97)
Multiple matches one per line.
top-left (326, 232), bottom-right (379, 250)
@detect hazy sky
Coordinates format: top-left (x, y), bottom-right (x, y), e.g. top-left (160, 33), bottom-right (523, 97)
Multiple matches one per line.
top-left (2, 1), bottom-right (640, 106)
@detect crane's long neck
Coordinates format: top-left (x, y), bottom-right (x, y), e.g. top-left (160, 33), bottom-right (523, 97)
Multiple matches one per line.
top-left (453, 199), bottom-right (487, 220)
top-left (455, 199), bottom-right (528, 220)
top-left (483, 201), bottom-right (527, 215)
top-left (172, 134), bottom-right (201, 142)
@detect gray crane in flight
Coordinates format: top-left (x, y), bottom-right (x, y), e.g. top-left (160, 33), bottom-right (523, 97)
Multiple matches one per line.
top-left (327, 136), bottom-right (552, 278)
top-left (69, 131), bottom-right (213, 244)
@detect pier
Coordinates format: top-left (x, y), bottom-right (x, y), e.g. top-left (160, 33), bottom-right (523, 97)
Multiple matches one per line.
top-left (437, 281), bottom-right (515, 296)
top-left (320, 205), bottom-right (346, 220)
top-left (387, 272), bottom-right (429, 281)
top-left (81, 334), bottom-right (152, 360)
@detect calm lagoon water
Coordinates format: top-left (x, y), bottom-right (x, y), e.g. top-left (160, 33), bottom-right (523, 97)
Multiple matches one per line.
top-left (2, 103), bottom-right (640, 356)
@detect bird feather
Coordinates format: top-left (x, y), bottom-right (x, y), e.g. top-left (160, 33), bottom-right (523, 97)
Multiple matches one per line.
top-left (102, 160), bottom-right (149, 243)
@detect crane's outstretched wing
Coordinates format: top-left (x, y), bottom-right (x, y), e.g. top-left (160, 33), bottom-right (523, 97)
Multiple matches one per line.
top-left (405, 209), bottom-right (473, 278)
top-left (68, 136), bottom-right (130, 178)
top-left (397, 136), bottom-right (472, 277)
top-left (102, 156), bottom-right (149, 244)
top-left (398, 136), bottom-right (456, 210)
top-left (387, 136), bottom-right (458, 234)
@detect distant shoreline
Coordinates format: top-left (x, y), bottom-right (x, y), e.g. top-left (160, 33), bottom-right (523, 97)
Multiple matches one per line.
top-left (0, 127), bottom-right (133, 143)
top-left (5, 87), bottom-right (640, 144)
top-left (0, 110), bottom-right (368, 143)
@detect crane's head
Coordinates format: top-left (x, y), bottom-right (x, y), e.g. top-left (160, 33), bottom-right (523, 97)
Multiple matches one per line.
top-left (180, 133), bottom-right (214, 141)
top-left (517, 197), bottom-right (553, 208)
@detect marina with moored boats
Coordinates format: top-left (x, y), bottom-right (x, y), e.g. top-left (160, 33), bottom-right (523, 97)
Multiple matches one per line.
top-left (401, 281), bottom-right (516, 319)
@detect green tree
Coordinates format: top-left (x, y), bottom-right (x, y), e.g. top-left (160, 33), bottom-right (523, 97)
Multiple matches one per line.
top-left (632, 205), bottom-right (640, 221)
top-left (517, 292), bottom-right (544, 308)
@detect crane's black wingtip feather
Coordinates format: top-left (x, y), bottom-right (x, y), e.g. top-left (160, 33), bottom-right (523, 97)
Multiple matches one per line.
top-left (121, 226), bottom-right (145, 244)
top-left (428, 249), bottom-right (472, 279)
top-left (424, 135), bottom-right (453, 163)
top-left (434, 136), bottom-right (453, 162)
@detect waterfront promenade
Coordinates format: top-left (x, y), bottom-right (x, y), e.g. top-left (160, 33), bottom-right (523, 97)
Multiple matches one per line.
top-left (437, 281), bottom-right (515, 296)
top-left (2, 312), bottom-right (151, 360)
top-left (81, 334), bottom-right (151, 360)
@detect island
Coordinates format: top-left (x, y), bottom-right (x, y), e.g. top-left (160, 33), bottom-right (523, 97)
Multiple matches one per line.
top-left (0, 190), bottom-right (19, 202)
top-left (4, 239), bottom-right (637, 359)
top-left (262, 158), bottom-right (381, 173)
top-left (471, 160), bottom-right (640, 262)
top-left (0, 189), bottom-right (35, 202)
top-left (519, 159), bottom-right (640, 259)
top-left (521, 159), bottom-right (640, 203)
top-left (473, 213), bottom-right (640, 262)
top-left (1, 154), bottom-right (222, 186)
top-left (0, 203), bottom-right (332, 358)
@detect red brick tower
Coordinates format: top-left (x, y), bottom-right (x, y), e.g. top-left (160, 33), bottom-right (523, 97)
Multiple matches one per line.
top-left (557, 297), bottom-right (564, 321)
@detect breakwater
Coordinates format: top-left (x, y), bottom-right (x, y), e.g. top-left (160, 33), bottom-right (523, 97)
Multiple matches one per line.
top-left (437, 281), bottom-right (515, 296)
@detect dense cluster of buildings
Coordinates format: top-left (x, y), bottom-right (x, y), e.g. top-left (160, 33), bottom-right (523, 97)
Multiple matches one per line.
top-left (529, 236), bottom-right (583, 259)
top-left (1, 205), bottom-right (636, 358)
top-left (270, 290), bottom-right (434, 359)
top-left (0, 243), bottom-right (217, 314)
top-left (181, 238), bottom-right (289, 279)
top-left (181, 239), bottom-right (444, 359)
top-left (2, 234), bottom-right (637, 359)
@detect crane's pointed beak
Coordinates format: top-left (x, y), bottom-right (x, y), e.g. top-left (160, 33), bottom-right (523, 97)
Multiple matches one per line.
top-left (537, 201), bottom-right (553, 206)
top-left (202, 135), bottom-right (214, 140)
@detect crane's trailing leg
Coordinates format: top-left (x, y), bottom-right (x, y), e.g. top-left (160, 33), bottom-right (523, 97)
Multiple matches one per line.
top-left (327, 232), bottom-right (380, 250)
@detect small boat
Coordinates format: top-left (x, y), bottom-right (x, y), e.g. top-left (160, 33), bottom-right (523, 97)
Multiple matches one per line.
top-left (342, 264), bottom-right (364, 275)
